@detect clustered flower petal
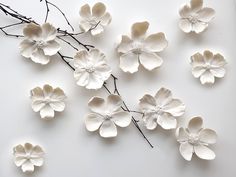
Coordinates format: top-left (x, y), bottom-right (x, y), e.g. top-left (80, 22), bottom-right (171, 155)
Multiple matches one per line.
top-left (85, 94), bottom-right (132, 138)
top-left (190, 50), bottom-right (227, 85)
top-left (30, 84), bottom-right (66, 119)
top-left (19, 23), bottom-right (61, 65)
top-left (179, 0), bottom-right (215, 33)
top-left (176, 117), bottom-right (217, 161)
top-left (79, 2), bottom-right (112, 36)
top-left (139, 88), bottom-right (185, 130)
top-left (13, 143), bottom-right (44, 173)
top-left (117, 21), bottom-right (168, 73)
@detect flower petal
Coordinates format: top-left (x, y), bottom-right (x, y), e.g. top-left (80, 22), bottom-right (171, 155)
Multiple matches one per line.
top-left (199, 128), bottom-right (217, 144)
top-left (24, 143), bottom-right (33, 154)
top-left (163, 99), bottom-right (185, 117)
top-left (50, 101), bottom-right (65, 112)
top-left (212, 54), bottom-right (227, 67)
top-left (99, 120), bottom-right (117, 138)
top-left (194, 145), bottom-right (216, 160)
top-left (86, 73), bottom-right (104, 89)
top-left (200, 71), bottom-right (215, 84)
top-left (203, 50), bottom-right (214, 63)
top-left (179, 5), bottom-right (191, 18)
top-left (155, 87), bottom-right (173, 107)
top-left (79, 4), bottom-right (91, 19)
top-left (19, 39), bottom-right (37, 58)
top-left (31, 145), bottom-right (44, 157)
top-left (74, 50), bottom-right (89, 68)
top-left (94, 65), bottom-right (111, 81)
top-left (42, 41), bottom-right (61, 56)
top-left (85, 113), bottom-right (104, 131)
top-left (79, 20), bottom-right (92, 32)
top-left (91, 24), bottom-right (104, 36)
top-left (43, 84), bottom-right (53, 97)
top-left (143, 114), bottom-right (158, 130)
top-left (190, 52), bottom-right (205, 67)
top-left (139, 94), bottom-right (156, 112)
top-left (188, 117), bottom-right (203, 133)
top-left (210, 68), bottom-right (226, 78)
top-left (192, 21), bottom-right (208, 34)
top-left (92, 2), bottom-right (106, 17)
top-left (157, 113), bottom-right (177, 129)
top-left (14, 156), bottom-right (27, 167)
top-left (139, 52), bottom-right (163, 70)
top-left (131, 21), bottom-right (149, 39)
top-left (30, 158), bottom-right (44, 167)
top-left (112, 111), bottom-right (132, 127)
top-left (41, 23), bottom-right (57, 41)
top-left (197, 8), bottom-right (215, 22)
top-left (32, 100), bottom-right (46, 112)
top-left (100, 12), bottom-right (112, 26)
top-left (88, 96), bottom-right (106, 114)
top-left (119, 52), bottom-right (139, 73)
top-left (89, 48), bottom-right (106, 64)
top-left (176, 127), bottom-right (189, 142)
top-left (31, 87), bottom-right (44, 100)
top-left (179, 19), bottom-right (192, 33)
top-left (190, 0), bottom-right (203, 12)
top-left (106, 94), bottom-right (123, 113)
top-left (21, 161), bottom-right (34, 173)
top-left (13, 145), bottom-right (26, 156)
top-left (23, 23), bottom-right (42, 40)
top-left (74, 70), bottom-right (89, 87)
top-left (50, 88), bottom-right (66, 101)
top-left (192, 66), bottom-right (206, 78)
top-left (144, 32), bottom-right (168, 52)
top-left (179, 142), bottom-right (194, 161)
top-left (117, 35), bottom-right (133, 54)
top-left (39, 105), bottom-right (55, 119)
top-left (31, 49), bottom-right (50, 65)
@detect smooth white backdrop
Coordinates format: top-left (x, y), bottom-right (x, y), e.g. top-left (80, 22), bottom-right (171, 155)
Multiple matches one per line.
top-left (0, 0), bottom-right (235, 177)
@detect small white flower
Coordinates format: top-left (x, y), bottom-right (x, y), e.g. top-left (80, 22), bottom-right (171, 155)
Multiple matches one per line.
top-left (139, 88), bottom-right (185, 130)
top-left (19, 23), bottom-right (61, 65)
top-left (179, 0), bottom-right (215, 34)
top-left (79, 2), bottom-right (112, 36)
top-left (176, 117), bottom-right (217, 161)
top-left (117, 21), bottom-right (168, 73)
top-left (30, 84), bottom-right (66, 119)
top-left (85, 94), bottom-right (132, 138)
top-left (73, 49), bottom-right (112, 89)
top-left (190, 50), bottom-right (227, 85)
top-left (13, 143), bottom-right (44, 173)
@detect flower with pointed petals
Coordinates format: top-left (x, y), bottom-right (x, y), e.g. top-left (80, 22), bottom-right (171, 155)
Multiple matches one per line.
top-left (85, 94), bottom-right (132, 138)
top-left (117, 21), bottom-right (168, 73)
top-left (176, 117), bottom-right (217, 161)
top-left (73, 49), bottom-right (112, 89)
top-left (13, 143), bottom-right (44, 173)
top-left (30, 84), bottom-right (66, 119)
top-left (190, 50), bottom-right (227, 85)
top-left (19, 23), bottom-right (61, 65)
top-left (79, 2), bottom-right (112, 36)
top-left (139, 88), bottom-right (185, 130)
top-left (179, 0), bottom-right (215, 34)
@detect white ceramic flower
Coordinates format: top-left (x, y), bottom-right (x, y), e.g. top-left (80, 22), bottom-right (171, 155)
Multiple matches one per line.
top-left (79, 2), bottom-right (112, 36)
top-left (176, 117), bottom-right (217, 161)
top-left (30, 84), bottom-right (66, 119)
top-left (19, 23), bottom-right (60, 65)
top-left (179, 0), bottom-right (215, 34)
top-left (85, 94), bottom-right (132, 138)
top-left (190, 50), bottom-right (227, 85)
top-left (117, 21), bottom-right (168, 73)
top-left (13, 143), bottom-right (44, 173)
top-left (73, 49), bottom-right (112, 89)
top-left (139, 88), bottom-right (185, 130)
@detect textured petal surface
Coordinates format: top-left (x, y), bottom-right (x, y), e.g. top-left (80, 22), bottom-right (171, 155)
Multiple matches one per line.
top-left (88, 96), bottom-right (106, 114)
top-left (212, 54), bottom-right (227, 67)
top-left (74, 50), bottom-right (89, 68)
top-left (99, 120), bottom-right (117, 138)
top-left (131, 21), bottom-right (149, 38)
top-left (39, 105), bottom-right (55, 119)
top-left (191, 53), bottom-right (205, 67)
top-left (139, 94), bottom-right (156, 112)
top-left (204, 50), bottom-right (214, 63)
top-left (119, 52), bottom-right (139, 73)
top-left (199, 128), bottom-right (217, 144)
top-left (91, 25), bottom-right (104, 36)
top-left (86, 73), bottom-right (105, 89)
top-left (179, 142), bottom-right (194, 161)
top-left (100, 12), bottom-right (112, 26)
top-left (155, 87), bottom-right (172, 107)
top-left (179, 5), bottom-right (191, 18)
top-left (85, 113), bottom-right (104, 131)
top-left (106, 94), bottom-right (123, 113)
top-left (92, 2), bottom-right (106, 17)
top-left (23, 23), bottom-right (42, 39)
top-left (157, 113), bottom-right (177, 129)
top-left (210, 68), bottom-right (226, 78)
top-left (163, 99), bottom-right (185, 117)
top-left (13, 144), bottom-right (26, 156)
top-left (192, 66), bottom-right (206, 78)
top-left (30, 158), bottom-right (44, 167)
top-left (117, 35), bottom-right (133, 54)
top-left (51, 88), bottom-right (66, 101)
top-left (50, 101), bottom-right (65, 112)
top-left (19, 39), bottom-right (37, 58)
top-left (74, 70), bottom-right (89, 87)
top-left (42, 41), bottom-right (61, 56)
top-left (179, 19), bottom-right (192, 33)
top-left (194, 145), bottom-right (216, 160)
top-left (139, 52), bottom-right (163, 70)
top-left (79, 4), bottom-right (91, 19)
top-left (192, 22), bottom-right (208, 34)
top-left (176, 127), bottom-right (189, 142)
top-left (80, 20), bottom-right (92, 32)
top-left (41, 23), bottom-right (57, 41)
top-left (197, 8), bottom-right (215, 22)
top-left (143, 114), bottom-right (158, 130)
top-left (112, 111), bottom-right (132, 127)
top-left (190, 0), bottom-right (203, 12)
top-left (144, 33), bottom-right (168, 52)
top-left (200, 71), bottom-right (215, 84)
top-left (21, 161), bottom-right (34, 173)
top-left (188, 117), bottom-right (203, 133)
top-left (31, 49), bottom-right (50, 65)
top-left (14, 156), bottom-right (27, 167)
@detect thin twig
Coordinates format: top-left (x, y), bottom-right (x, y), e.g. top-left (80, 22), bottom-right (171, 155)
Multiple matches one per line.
top-left (57, 36), bottom-right (79, 51)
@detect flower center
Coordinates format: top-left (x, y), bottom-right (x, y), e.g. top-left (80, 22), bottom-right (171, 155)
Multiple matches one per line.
top-left (25, 153), bottom-right (32, 160)
top-left (132, 41), bottom-right (143, 55)
top-left (188, 15), bottom-right (198, 24)
top-left (84, 63), bottom-right (95, 73)
top-left (204, 63), bottom-right (212, 70)
top-left (188, 134), bottom-right (200, 145)
top-left (104, 115), bottom-right (112, 120)
top-left (36, 40), bottom-right (46, 48)
top-left (155, 106), bottom-right (164, 115)
top-left (44, 96), bottom-right (52, 104)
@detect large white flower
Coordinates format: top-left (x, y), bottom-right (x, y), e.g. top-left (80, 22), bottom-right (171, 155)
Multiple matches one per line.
top-left (13, 143), bottom-right (44, 173)
top-left (85, 94), bottom-right (132, 138)
top-left (179, 0), bottom-right (215, 34)
top-left (190, 50), bottom-right (227, 85)
top-left (73, 49), bottom-right (112, 89)
top-left (139, 88), bottom-right (185, 130)
top-left (19, 23), bottom-right (61, 65)
top-left (117, 21), bottom-right (168, 73)
top-left (176, 117), bottom-right (217, 161)
top-left (30, 84), bottom-right (66, 119)
top-left (79, 2), bottom-right (112, 36)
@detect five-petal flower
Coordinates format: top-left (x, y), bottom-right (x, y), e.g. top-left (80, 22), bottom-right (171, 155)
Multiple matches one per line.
top-left (139, 88), bottom-right (185, 130)
top-left (79, 2), bottom-right (112, 36)
top-left (85, 94), bottom-right (132, 138)
top-left (13, 143), bottom-right (44, 173)
top-left (117, 21), bottom-right (168, 73)
top-left (73, 49), bottom-right (112, 89)
top-left (19, 23), bottom-right (61, 65)
top-left (179, 0), bottom-right (215, 34)
top-left (190, 50), bottom-right (227, 85)
top-left (176, 117), bottom-right (217, 161)
top-left (30, 84), bottom-right (66, 119)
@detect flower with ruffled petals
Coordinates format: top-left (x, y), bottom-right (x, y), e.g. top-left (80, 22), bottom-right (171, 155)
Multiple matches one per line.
top-left (79, 2), bottom-right (112, 36)
top-left (30, 84), bottom-right (66, 119)
top-left (13, 143), bottom-right (44, 173)
top-left (117, 21), bottom-right (168, 73)
top-left (190, 50), bottom-right (227, 85)
top-left (176, 117), bottom-right (217, 161)
top-left (73, 49), bottom-right (112, 89)
top-left (179, 0), bottom-right (215, 33)
top-left (139, 88), bottom-right (185, 130)
top-left (85, 94), bottom-right (132, 138)
top-left (20, 23), bottom-right (61, 65)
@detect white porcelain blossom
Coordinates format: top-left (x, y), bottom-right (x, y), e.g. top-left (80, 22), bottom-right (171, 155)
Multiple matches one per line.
top-left (19, 23), bottom-right (61, 65)
top-left (79, 2), bottom-right (112, 36)
top-left (85, 94), bottom-right (132, 138)
top-left (190, 50), bottom-right (227, 85)
top-left (179, 0), bottom-right (215, 34)
top-left (176, 117), bottom-right (217, 161)
top-left (30, 84), bottom-right (66, 119)
top-left (13, 143), bottom-right (44, 173)
top-left (117, 21), bottom-right (168, 73)
top-left (73, 49), bottom-right (112, 89)
top-left (139, 88), bottom-right (185, 130)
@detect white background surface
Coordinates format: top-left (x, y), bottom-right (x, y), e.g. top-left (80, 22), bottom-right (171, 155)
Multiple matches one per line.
top-left (0, 0), bottom-right (236, 177)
